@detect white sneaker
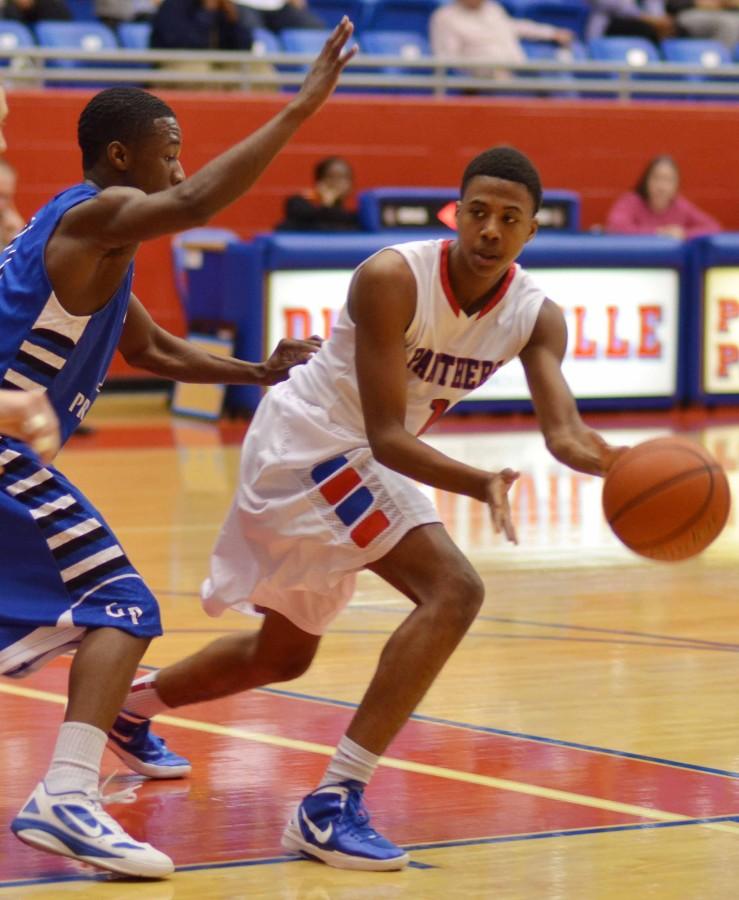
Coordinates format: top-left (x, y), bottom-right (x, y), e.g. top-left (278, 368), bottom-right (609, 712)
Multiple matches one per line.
top-left (11, 779), bottom-right (174, 878)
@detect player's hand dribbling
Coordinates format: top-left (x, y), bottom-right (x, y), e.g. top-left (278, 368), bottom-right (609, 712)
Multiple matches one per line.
top-left (260, 335), bottom-right (322, 385)
top-left (0, 389), bottom-right (60, 465)
top-left (292, 17), bottom-right (357, 117)
top-left (485, 468), bottom-right (519, 544)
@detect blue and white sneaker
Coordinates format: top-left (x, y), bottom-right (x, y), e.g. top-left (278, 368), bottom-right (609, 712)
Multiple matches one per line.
top-left (11, 779), bottom-right (174, 878)
top-left (108, 712), bottom-right (191, 779)
top-left (282, 781), bottom-right (409, 871)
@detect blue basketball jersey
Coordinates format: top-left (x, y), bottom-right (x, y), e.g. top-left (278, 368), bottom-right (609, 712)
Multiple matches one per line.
top-left (0, 182), bottom-right (133, 446)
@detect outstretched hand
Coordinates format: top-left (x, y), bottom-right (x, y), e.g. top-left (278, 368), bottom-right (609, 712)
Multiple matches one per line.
top-left (293, 17), bottom-right (358, 116)
top-left (0, 390), bottom-right (60, 465)
top-left (260, 335), bottom-right (322, 385)
top-left (485, 468), bottom-right (519, 544)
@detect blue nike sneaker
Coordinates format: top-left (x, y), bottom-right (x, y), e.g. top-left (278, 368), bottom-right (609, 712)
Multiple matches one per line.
top-left (108, 711), bottom-right (191, 779)
top-left (281, 781), bottom-right (409, 871)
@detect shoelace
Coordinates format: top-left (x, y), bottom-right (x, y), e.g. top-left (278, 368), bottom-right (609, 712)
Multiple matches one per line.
top-left (77, 774), bottom-right (142, 838)
top-left (344, 789), bottom-right (372, 830)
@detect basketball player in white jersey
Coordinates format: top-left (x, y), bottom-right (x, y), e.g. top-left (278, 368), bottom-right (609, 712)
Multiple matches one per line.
top-left (116, 146), bottom-right (625, 871)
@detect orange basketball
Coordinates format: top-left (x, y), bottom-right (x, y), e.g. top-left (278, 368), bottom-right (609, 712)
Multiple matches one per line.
top-left (602, 436), bottom-right (731, 561)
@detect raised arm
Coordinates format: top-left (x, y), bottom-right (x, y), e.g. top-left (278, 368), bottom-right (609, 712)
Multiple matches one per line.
top-left (519, 299), bottom-right (624, 475)
top-left (60, 20), bottom-right (357, 249)
top-left (352, 251), bottom-right (518, 541)
top-left (119, 294), bottom-right (320, 385)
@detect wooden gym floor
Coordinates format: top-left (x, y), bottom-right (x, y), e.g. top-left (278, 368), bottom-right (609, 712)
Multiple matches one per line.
top-left (1, 396), bottom-right (738, 899)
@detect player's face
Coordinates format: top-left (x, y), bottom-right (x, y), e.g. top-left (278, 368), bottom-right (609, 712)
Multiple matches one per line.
top-left (126, 116), bottom-right (186, 194)
top-left (455, 175), bottom-right (537, 278)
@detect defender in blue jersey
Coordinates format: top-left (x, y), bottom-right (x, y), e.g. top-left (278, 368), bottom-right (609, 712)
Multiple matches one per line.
top-left (1, 20), bottom-right (357, 878)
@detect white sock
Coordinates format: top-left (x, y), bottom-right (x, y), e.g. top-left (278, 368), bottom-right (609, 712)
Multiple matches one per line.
top-left (44, 722), bottom-right (106, 795)
top-left (320, 735), bottom-right (380, 788)
top-left (121, 672), bottom-right (170, 720)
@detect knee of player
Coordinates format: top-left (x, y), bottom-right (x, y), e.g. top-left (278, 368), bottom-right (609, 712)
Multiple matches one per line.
top-left (436, 567), bottom-right (485, 622)
top-left (256, 648), bottom-right (316, 683)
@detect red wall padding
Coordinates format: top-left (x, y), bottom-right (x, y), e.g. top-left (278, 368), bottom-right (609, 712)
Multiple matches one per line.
top-left (6, 89), bottom-right (737, 376)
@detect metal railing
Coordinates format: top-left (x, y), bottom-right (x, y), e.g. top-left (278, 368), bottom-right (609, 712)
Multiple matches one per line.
top-left (2, 46), bottom-right (739, 100)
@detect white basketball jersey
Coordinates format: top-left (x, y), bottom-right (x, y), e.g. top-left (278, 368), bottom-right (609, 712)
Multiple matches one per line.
top-left (286, 239), bottom-right (546, 437)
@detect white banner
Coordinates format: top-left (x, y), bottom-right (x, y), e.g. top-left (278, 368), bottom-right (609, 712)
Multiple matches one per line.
top-left (266, 267), bottom-right (679, 401)
top-left (702, 267), bottom-right (739, 394)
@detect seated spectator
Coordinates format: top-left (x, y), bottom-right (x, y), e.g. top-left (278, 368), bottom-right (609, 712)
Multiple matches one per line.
top-left (666, 0), bottom-right (739, 49)
top-left (586, 0), bottom-right (678, 44)
top-left (95, 0), bottom-right (160, 31)
top-left (276, 156), bottom-right (360, 231)
top-left (231, 0), bottom-right (323, 35)
top-left (606, 154), bottom-right (720, 238)
top-left (429, 0), bottom-right (573, 75)
top-left (0, 159), bottom-right (24, 248)
top-left (2, 0), bottom-right (71, 24)
top-left (150, 0), bottom-right (252, 49)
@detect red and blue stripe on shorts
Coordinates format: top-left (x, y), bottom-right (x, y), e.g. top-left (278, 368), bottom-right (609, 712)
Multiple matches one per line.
top-left (311, 455), bottom-right (390, 548)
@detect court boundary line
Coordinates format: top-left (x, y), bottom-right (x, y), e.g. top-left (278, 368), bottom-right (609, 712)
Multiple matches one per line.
top-left (2, 680), bottom-right (739, 837)
top-left (254, 684), bottom-right (739, 780)
top-left (2, 814), bottom-right (738, 890)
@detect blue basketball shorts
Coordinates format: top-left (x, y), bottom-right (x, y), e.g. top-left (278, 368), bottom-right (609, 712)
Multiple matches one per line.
top-left (0, 438), bottom-right (162, 678)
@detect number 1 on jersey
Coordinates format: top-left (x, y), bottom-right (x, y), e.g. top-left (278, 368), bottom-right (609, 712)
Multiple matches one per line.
top-left (417, 398), bottom-right (450, 436)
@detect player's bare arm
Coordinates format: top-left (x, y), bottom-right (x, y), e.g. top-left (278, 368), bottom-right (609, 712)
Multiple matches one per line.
top-left (62, 20), bottom-right (355, 247)
top-left (119, 294), bottom-right (321, 384)
top-left (352, 251), bottom-right (518, 542)
top-left (519, 299), bottom-right (624, 476)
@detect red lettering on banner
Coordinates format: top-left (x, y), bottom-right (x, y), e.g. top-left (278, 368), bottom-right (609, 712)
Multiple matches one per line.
top-left (637, 306), bottom-right (662, 358)
top-left (605, 306), bottom-right (629, 358)
top-left (717, 298), bottom-right (739, 333)
top-left (283, 308), bottom-right (311, 339)
top-left (717, 344), bottom-right (739, 378)
top-left (573, 307), bottom-right (596, 358)
top-left (321, 307), bottom-right (338, 337)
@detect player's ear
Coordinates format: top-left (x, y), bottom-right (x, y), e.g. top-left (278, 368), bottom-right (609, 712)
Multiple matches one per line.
top-left (525, 217), bottom-right (538, 243)
top-left (107, 140), bottom-right (129, 172)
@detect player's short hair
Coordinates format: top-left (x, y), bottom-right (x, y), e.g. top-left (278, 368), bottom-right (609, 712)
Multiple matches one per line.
top-left (461, 146), bottom-right (542, 213)
top-left (634, 154), bottom-right (679, 200)
top-left (78, 88), bottom-right (176, 171)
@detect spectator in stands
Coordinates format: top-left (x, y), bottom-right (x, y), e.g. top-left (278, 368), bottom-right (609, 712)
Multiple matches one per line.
top-left (429, 0), bottom-right (573, 76)
top-left (606, 154), bottom-right (720, 238)
top-left (276, 156), bottom-right (360, 231)
top-left (0, 159), bottom-right (24, 248)
top-left (585, 0), bottom-right (678, 44)
top-left (150, 0), bottom-right (252, 49)
top-left (95, 0), bottom-right (159, 31)
top-left (666, 0), bottom-right (739, 49)
top-left (231, 0), bottom-right (324, 35)
top-left (2, 0), bottom-right (71, 24)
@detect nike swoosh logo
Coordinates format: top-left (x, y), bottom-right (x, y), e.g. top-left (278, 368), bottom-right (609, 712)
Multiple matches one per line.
top-left (301, 808), bottom-right (333, 844)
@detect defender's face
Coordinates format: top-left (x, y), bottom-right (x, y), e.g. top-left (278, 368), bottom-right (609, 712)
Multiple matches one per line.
top-left (125, 116), bottom-right (185, 194)
top-left (455, 175), bottom-right (537, 277)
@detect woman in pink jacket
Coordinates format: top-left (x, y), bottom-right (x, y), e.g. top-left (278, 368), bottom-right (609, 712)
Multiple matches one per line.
top-left (606, 154), bottom-right (720, 239)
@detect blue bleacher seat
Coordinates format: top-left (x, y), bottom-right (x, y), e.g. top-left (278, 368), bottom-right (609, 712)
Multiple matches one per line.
top-left (251, 26), bottom-right (282, 55)
top-left (362, 0), bottom-right (441, 39)
top-left (117, 21), bottom-right (152, 50)
top-left (587, 36), bottom-right (660, 66)
top-left (34, 20), bottom-right (120, 86)
top-left (520, 38), bottom-right (586, 95)
top-left (279, 27), bottom-right (332, 59)
top-left (0, 21), bottom-right (35, 67)
top-left (661, 38), bottom-right (730, 69)
top-left (359, 28), bottom-right (432, 92)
